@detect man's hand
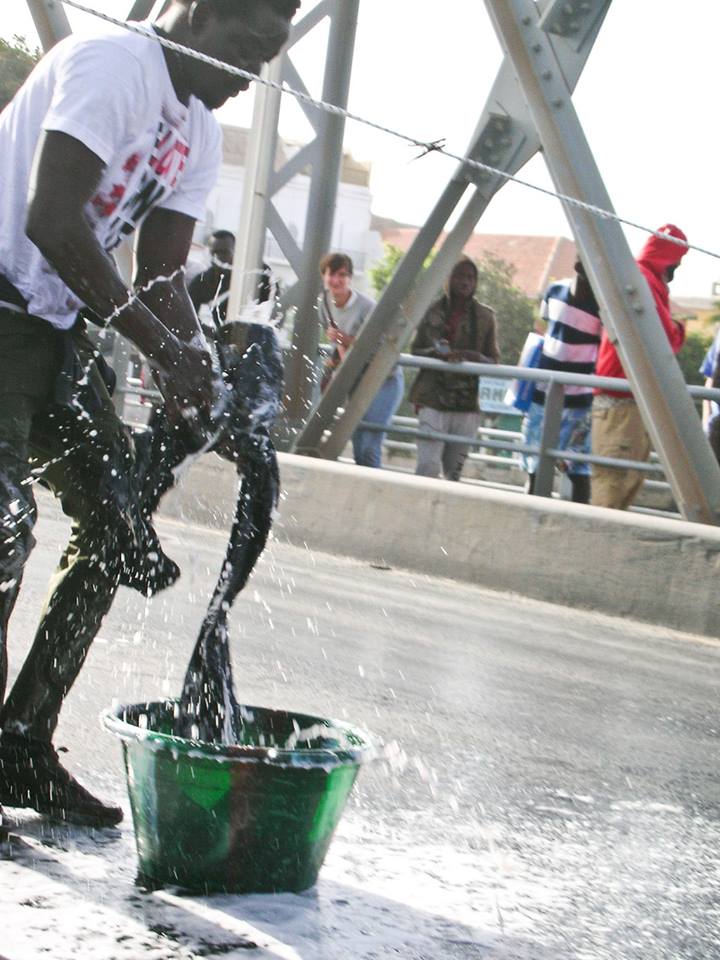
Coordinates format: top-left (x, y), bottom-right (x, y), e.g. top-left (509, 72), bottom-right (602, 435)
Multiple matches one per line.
top-left (434, 339), bottom-right (464, 363)
top-left (328, 326), bottom-right (354, 349)
top-left (154, 338), bottom-right (214, 429)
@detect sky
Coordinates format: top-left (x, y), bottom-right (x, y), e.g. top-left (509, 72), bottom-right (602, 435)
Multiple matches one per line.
top-left (3, 0), bottom-right (720, 298)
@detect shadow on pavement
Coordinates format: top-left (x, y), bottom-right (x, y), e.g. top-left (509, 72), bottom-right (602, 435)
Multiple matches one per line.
top-left (1, 811), bottom-right (559, 960)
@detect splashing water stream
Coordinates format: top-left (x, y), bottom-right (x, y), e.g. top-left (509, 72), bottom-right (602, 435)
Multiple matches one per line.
top-left (128, 315), bottom-right (283, 744)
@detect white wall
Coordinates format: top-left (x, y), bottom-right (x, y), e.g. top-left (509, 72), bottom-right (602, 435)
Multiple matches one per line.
top-left (190, 150), bottom-right (380, 296)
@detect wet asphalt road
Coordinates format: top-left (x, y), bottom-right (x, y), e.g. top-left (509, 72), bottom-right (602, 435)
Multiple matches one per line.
top-left (5, 491), bottom-right (720, 959)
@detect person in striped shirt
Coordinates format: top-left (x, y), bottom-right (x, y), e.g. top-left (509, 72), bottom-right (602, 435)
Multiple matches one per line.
top-left (522, 261), bottom-right (601, 503)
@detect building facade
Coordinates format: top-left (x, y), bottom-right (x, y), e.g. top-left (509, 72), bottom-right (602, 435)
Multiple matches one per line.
top-left (189, 125), bottom-right (383, 295)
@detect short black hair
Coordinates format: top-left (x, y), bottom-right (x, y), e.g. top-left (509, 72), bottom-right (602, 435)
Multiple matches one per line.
top-left (205, 0), bottom-right (301, 19)
top-left (211, 229), bottom-right (235, 243)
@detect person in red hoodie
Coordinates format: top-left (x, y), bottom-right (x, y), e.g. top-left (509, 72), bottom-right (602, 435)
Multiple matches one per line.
top-left (591, 224), bottom-right (688, 510)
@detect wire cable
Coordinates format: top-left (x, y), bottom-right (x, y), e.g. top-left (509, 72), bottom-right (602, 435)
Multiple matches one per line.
top-left (55, 0), bottom-right (720, 261)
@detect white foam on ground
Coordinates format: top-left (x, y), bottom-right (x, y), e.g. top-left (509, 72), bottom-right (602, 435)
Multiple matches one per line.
top-left (0, 808), bottom-right (552, 959)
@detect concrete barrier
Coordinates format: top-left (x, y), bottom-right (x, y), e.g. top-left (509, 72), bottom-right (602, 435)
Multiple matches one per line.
top-left (159, 452), bottom-right (720, 639)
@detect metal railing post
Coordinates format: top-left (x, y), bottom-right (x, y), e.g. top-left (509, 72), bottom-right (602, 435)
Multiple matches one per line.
top-left (533, 381), bottom-right (564, 497)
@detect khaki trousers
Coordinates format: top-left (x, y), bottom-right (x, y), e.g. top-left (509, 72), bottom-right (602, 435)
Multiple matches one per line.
top-left (591, 397), bottom-right (651, 510)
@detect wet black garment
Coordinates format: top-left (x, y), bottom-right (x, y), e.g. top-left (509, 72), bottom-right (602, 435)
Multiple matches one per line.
top-left (0, 309), bottom-right (177, 740)
top-left (129, 322), bottom-right (284, 744)
top-left (175, 437), bottom-right (279, 743)
top-left (188, 266), bottom-right (231, 328)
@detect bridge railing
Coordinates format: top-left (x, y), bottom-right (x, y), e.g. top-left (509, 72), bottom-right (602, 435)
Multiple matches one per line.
top-left (113, 347), bottom-right (720, 518)
top-left (349, 354), bottom-right (720, 516)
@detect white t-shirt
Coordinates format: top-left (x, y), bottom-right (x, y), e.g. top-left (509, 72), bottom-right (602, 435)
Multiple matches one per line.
top-left (318, 288), bottom-right (401, 380)
top-left (318, 289), bottom-right (375, 337)
top-left (0, 23), bottom-right (222, 330)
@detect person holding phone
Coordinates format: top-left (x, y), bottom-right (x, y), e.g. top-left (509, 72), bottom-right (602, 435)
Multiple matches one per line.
top-left (409, 258), bottom-right (500, 481)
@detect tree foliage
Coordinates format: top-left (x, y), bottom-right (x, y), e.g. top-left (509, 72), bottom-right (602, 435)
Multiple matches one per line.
top-left (368, 243), bottom-right (537, 363)
top-left (368, 244), bottom-right (435, 298)
top-left (677, 329), bottom-right (712, 387)
top-left (0, 35), bottom-right (41, 113)
top-left (473, 253), bottom-right (536, 364)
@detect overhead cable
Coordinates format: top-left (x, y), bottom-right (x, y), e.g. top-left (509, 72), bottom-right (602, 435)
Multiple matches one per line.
top-left (57, 0), bottom-right (718, 261)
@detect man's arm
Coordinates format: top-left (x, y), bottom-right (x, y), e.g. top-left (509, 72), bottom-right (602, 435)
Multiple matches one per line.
top-left (25, 130), bottom-right (212, 412)
top-left (134, 208), bottom-right (205, 346)
top-left (187, 270), bottom-right (209, 314)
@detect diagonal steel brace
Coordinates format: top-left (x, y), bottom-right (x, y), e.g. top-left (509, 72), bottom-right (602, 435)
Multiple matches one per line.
top-left (483, 0), bottom-right (720, 523)
top-left (292, 0), bottom-right (612, 461)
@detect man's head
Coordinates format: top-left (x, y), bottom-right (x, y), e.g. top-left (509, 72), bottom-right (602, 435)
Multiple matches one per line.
top-left (209, 229), bottom-right (235, 266)
top-left (449, 258), bottom-right (478, 302)
top-left (636, 224), bottom-right (688, 286)
top-left (319, 252), bottom-right (353, 300)
top-left (571, 259), bottom-right (598, 313)
top-left (161, 0), bottom-right (300, 110)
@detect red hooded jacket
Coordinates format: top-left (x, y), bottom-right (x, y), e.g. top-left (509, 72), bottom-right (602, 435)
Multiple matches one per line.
top-left (595, 224), bottom-right (688, 398)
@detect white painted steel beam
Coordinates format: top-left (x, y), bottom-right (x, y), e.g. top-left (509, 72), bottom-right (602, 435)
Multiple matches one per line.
top-left (227, 58), bottom-right (284, 319)
top-left (280, 0), bottom-right (360, 432)
top-left (483, 0), bottom-right (720, 524)
top-left (126, 1), bottom-right (157, 21)
top-left (26, 0), bottom-right (71, 51)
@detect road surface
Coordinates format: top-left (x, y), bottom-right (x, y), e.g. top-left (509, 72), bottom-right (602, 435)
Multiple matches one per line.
top-left (2, 492), bottom-right (719, 959)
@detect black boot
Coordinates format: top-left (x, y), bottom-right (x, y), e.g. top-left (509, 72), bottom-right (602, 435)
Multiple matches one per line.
top-left (0, 732), bottom-right (122, 827)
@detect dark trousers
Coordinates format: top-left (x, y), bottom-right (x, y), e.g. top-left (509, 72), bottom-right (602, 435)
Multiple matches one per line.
top-left (0, 308), bottom-right (134, 741)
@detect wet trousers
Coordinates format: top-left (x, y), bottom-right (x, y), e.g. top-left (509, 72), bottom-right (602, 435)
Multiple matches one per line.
top-left (0, 308), bottom-right (135, 742)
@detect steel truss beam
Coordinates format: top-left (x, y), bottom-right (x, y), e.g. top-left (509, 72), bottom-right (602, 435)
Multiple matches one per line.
top-left (293, 0), bottom-right (610, 462)
top-left (26, 0), bottom-right (71, 51)
top-left (225, 0), bottom-right (360, 441)
top-left (294, 0), bottom-right (720, 524)
top-left (126, 1), bottom-right (157, 21)
top-left (483, 0), bottom-right (720, 523)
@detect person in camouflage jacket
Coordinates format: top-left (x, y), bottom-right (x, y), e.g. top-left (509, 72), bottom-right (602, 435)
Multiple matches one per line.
top-left (409, 258), bottom-right (499, 481)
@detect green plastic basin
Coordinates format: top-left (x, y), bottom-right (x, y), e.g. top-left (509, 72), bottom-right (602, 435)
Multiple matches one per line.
top-left (102, 699), bottom-right (371, 894)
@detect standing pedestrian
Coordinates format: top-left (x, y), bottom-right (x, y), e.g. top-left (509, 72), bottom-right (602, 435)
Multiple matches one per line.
top-left (522, 261), bottom-right (601, 503)
top-left (318, 252), bottom-right (404, 468)
top-left (188, 229), bottom-right (236, 329)
top-left (409, 258), bottom-right (499, 481)
top-left (591, 224), bottom-right (688, 510)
